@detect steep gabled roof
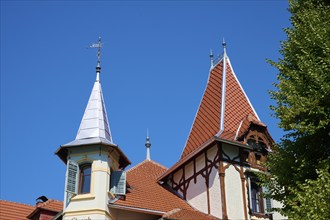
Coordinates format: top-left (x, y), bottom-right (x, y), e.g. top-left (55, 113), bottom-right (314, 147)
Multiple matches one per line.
top-left (111, 160), bottom-right (217, 219)
top-left (181, 46), bottom-right (260, 159)
top-left (0, 200), bottom-right (34, 220)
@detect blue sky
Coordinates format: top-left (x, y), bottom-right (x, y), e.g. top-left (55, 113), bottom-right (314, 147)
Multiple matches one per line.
top-left (1, 1), bottom-right (290, 205)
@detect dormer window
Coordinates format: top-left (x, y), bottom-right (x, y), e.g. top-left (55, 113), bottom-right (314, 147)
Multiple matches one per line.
top-left (79, 164), bottom-right (91, 194)
top-left (247, 139), bottom-right (266, 151)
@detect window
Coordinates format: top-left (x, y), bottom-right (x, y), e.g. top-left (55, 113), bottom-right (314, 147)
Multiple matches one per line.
top-left (247, 175), bottom-right (273, 216)
top-left (247, 139), bottom-right (266, 151)
top-left (250, 178), bottom-right (264, 213)
top-left (79, 164), bottom-right (91, 194)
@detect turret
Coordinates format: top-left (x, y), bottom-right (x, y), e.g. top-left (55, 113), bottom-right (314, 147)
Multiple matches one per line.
top-left (55, 38), bottom-right (130, 220)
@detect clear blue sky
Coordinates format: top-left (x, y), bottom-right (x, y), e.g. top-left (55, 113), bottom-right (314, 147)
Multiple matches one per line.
top-left (1, 1), bottom-right (290, 205)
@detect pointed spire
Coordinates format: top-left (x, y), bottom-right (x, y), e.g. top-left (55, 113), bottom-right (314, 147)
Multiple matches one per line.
top-left (66, 37), bottom-right (113, 146)
top-left (145, 129), bottom-right (151, 161)
top-left (210, 49), bottom-right (214, 68)
top-left (90, 37), bottom-right (103, 81)
top-left (222, 37), bottom-right (227, 55)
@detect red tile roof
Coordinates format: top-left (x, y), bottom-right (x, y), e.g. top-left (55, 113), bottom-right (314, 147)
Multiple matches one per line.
top-left (27, 199), bottom-right (63, 219)
top-left (113, 160), bottom-right (218, 219)
top-left (0, 200), bottom-right (34, 220)
top-left (163, 208), bottom-right (219, 220)
top-left (114, 160), bottom-right (192, 213)
top-left (181, 55), bottom-right (260, 159)
top-left (36, 199), bottom-right (63, 212)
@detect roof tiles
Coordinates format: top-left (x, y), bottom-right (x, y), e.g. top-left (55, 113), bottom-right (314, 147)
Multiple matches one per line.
top-left (181, 54), bottom-right (259, 159)
top-left (114, 160), bottom-right (193, 213)
top-left (0, 200), bottom-right (34, 220)
top-left (35, 199), bottom-right (63, 212)
top-left (113, 160), bottom-right (219, 219)
top-left (163, 208), bottom-right (219, 220)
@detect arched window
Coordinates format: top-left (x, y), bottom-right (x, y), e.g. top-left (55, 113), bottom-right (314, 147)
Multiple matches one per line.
top-left (79, 164), bottom-right (91, 194)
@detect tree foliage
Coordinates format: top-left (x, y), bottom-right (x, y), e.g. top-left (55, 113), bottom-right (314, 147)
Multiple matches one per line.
top-left (262, 0), bottom-right (330, 218)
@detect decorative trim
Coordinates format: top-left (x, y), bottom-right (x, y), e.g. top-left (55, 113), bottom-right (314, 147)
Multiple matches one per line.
top-left (203, 151), bottom-right (211, 214)
top-left (218, 143), bottom-right (228, 220)
top-left (71, 193), bottom-right (95, 201)
top-left (239, 148), bottom-right (249, 220)
top-left (109, 204), bottom-right (165, 215)
top-left (226, 57), bottom-right (260, 120)
top-left (219, 53), bottom-right (227, 132)
top-left (92, 167), bottom-right (110, 174)
top-left (64, 208), bottom-right (112, 219)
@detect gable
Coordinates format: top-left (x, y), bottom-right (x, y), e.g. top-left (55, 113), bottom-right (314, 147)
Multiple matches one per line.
top-left (182, 54), bottom-right (260, 160)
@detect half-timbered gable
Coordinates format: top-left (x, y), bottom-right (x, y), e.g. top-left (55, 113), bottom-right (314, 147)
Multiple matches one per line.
top-left (159, 43), bottom-right (283, 220)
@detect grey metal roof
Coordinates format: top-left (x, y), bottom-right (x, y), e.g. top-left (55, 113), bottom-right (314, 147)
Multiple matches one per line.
top-left (63, 71), bottom-right (113, 147)
top-left (76, 72), bottom-right (112, 142)
top-left (62, 137), bottom-right (112, 147)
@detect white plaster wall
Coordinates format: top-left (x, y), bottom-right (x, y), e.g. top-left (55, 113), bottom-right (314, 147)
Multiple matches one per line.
top-left (208, 166), bottom-right (222, 218)
top-left (186, 174), bottom-right (208, 214)
top-left (207, 145), bottom-right (218, 161)
top-left (185, 161), bottom-right (194, 178)
top-left (195, 153), bottom-right (205, 172)
top-left (173, 168), bottom-right (183, 185)
top-left (186, 152), bottom-right (208, 214)
top-left (225, 164), bottom-right (245, 220)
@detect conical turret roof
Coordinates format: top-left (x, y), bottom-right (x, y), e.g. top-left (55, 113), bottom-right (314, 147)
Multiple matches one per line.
top-left (63, 71), bottom-right (113, 147)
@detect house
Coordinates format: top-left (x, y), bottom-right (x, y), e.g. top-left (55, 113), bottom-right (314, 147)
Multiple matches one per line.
top-left (54, 38), bottom-right (285, 220)
top-left (1, 38), bottom-right (286, 220)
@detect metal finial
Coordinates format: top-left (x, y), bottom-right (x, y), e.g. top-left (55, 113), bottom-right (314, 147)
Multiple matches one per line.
top-left (222, 38), bottom-right (226, 49)
top-left (145, 129), bottom-right (151, 148)
top-left (145, 129), bottom-right (151, 160)
top-left (90, 37), bottom-right (103, 75)
top-left (210, 49), bottom-right (214, 68)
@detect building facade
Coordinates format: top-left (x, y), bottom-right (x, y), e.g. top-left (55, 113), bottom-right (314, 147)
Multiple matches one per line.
top-left (52, 39), bottom-right (285, 220)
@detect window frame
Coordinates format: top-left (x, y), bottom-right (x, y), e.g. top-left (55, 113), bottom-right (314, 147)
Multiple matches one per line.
top-left (247, 174), bottom-right (273, 218)
top-left (249, 177), bottom-right (264, 214)
top-left (78, 163), bottom-right (92, 194)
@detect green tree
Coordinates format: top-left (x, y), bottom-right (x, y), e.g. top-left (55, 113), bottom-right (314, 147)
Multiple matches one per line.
top-left (261, 0), bottom-right (330, 218)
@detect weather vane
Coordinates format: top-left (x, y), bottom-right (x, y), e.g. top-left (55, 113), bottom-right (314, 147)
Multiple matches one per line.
top-left (90, 37), bottom-right (103, 68)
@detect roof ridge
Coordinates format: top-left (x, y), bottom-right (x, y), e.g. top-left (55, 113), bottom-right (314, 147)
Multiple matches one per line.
top-left (148, 159), bottom-right (168, 170)
top-left (127, 159), bottom-right (167, 173)
top-left (38, 199), bottom-right (63, 207)
top-left (0, 199), bottom-right (34, 207)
